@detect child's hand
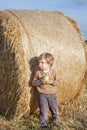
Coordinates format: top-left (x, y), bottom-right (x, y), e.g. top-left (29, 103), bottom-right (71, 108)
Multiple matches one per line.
top-left (37, 79), bottom-right (42, 86)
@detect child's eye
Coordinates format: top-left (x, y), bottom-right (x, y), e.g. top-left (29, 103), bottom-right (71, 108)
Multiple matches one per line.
top-left (39, 62), bottom-right (42, 64)
top-left (39, 62), bottom-right (44, 64)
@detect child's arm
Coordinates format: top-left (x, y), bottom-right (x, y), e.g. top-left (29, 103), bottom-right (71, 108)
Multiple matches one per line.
top-left (32, 71), bottom-right (42, 86)
top-left (50, 70), bottom-right (60, 86)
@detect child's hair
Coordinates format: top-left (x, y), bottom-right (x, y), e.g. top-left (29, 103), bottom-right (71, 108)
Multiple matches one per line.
top-left (38, 52), bottom-right (54, 66)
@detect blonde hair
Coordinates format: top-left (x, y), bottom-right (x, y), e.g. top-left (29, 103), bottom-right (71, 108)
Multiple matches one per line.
top-left (38, 52), bottom-right (54, 66)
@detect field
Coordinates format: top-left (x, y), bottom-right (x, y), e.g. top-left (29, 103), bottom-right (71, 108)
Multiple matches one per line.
top-left (0, 87), bottom-right (87, 130)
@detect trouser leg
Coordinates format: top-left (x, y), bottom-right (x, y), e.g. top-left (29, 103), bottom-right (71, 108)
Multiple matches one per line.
top-left (38, 93), bottom-right (48, 126)
top-left (48, 94), bottom-right (60, 120)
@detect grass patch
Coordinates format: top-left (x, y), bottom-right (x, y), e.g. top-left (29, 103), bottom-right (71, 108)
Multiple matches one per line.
top-left (0, 88), bottom-right (87, 130)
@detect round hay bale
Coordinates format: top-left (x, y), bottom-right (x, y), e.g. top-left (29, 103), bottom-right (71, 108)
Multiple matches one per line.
top-left (84, 43), bottom-right (87, 86)
top-left (0, 10), bottom-right (86, 118)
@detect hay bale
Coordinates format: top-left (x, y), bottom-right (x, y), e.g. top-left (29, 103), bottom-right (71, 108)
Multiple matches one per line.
top-left (84, 43), bottom-right (87, 86)
top-left (0, 10), bottom-right (86, 118)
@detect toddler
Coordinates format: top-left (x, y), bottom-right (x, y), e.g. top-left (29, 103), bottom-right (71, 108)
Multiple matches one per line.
top-left (32, 52), bottom-right (60, 128)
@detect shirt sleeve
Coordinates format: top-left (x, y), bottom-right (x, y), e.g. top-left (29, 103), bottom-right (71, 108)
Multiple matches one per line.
top-left (32, 71), bottom-right (39, 86)
top-left (52, 70), bottom-right (60, 86)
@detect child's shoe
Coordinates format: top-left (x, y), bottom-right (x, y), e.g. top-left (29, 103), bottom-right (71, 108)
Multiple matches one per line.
top-left (41, 121), bottom-right (48, 128)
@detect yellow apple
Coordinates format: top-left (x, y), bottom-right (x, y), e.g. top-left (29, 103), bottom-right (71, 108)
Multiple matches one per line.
top-left (44, 76), bottom-right (49, 81)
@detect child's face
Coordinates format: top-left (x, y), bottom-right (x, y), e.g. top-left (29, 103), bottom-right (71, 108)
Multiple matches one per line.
top-left (38, 59), bottom-right (50, 71)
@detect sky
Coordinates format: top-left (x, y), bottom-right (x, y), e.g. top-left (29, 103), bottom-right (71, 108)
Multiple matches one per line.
top-left (0, 0), bottom-right (87, 40)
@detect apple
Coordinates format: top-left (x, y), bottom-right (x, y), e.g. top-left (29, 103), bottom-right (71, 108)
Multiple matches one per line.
top-left (44, 76), bottom-right (49, 81)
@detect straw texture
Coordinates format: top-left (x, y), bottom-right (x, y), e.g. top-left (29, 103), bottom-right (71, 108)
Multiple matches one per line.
top-left (0, 10), bottom-right (86, 118)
